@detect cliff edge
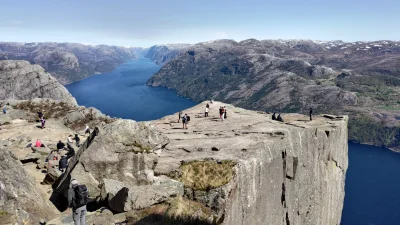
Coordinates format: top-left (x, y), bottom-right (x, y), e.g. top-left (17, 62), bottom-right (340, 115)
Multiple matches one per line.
top-left (152, 101), bottom-right (348, 225)
top-left (0, 60), bottom-right (77, 105)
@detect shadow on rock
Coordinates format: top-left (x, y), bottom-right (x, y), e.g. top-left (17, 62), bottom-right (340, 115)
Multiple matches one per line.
top-left (132, 214), bottom-right (214, 225)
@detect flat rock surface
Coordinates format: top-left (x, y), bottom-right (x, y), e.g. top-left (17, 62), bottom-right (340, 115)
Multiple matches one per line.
top-left (153, 101), bottom-right (346, 174)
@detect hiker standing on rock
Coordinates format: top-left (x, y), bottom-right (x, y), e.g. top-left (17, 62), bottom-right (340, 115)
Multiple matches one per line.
top-left (205, 105), bottom-right (209, 117)
top-left (68, 179), bottom-right (89, 225)
top-left (182, 114), bottom-right (190, 129)
top-left (40, 117), bottom-right (46, 129)
top-left (178, 110), bottom-right (182, 123)
top-left (219, 106), bottom-right (223, 118)
top-left (309, 108), bottom-right (313, 121)
top-left (224, 106), bottom-right (227, 119)
top-left (221, 107), bottom-right (226, 121)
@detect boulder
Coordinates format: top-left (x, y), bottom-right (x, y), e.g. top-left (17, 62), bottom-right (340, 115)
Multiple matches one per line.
top-left (98, 178), bottom-right (184, 212)
top-left (71, 119), bottom-right (169, 192)
top-left (0, 60), bottom-right (77, 105)
top-left (126, 184), bottom-right (183, 210)
top-left (42, 167), bottom-right (62, 185)
top-left (99, 178), bottom-right (125, 201)
top-left (20, 152), bottom-right (42, 163)
top-left (31, 146), bottom-right (52, 155)
top-left (0, 114), bottom-right (11, 125)
top-left (0, 147), bottom-right (57, 224)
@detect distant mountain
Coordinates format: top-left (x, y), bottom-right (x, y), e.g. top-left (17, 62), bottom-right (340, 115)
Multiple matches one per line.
top-left (147, 39), bottom-right (400, 150)
top-left (145, 44), bottom-right (193, 65)
top-left (0, 42), bottom-right (138, 84)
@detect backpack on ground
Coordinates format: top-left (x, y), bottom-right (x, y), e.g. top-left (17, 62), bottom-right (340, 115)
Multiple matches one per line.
top-left (74, 184), bottom-right (89, 208)
top-left (186, 116), bottom-right (190, 122)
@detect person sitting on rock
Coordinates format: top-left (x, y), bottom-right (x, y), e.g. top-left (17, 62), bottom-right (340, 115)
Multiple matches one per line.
top-left (67, 135), bottom-right (74, 144)
top-left (68, 179), bottom-right (88, 225)
top-left (83, 124), bottom-right (90, 135)
top-left (57, 140), bottom-right (66, 151)
top-left (74, 134), bottom-right (81, 147)
top-left (277, 114), bottom-right (284, 122)
top-left (66, 145), bottom-right (75, 160)
top-left (35, 139), bottom-right (42, 147)
top-left (59, 155), bottom-right (68, 172)
top-left (272, 112), bottom-right (277, 120)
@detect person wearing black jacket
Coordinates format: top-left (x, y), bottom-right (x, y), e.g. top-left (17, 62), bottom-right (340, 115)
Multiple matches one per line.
top-left (309, 108), bottom-right (313, 121)
top-left (74, 134), bottom-right (81, 147)
top-left (66, 144), bottom-right (75, 159)
top-left (272, 112), bottom-right (277, 120)
top-left (59, 156), bottom-right (68, 172)
top-left (277, 114), bottom-right (284, 122)
top-left (57, 140), bottom-right (66, 151)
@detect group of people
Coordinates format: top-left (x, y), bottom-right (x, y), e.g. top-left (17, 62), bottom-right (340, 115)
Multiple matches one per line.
top-left (271, 112), bottom-right (284, 122)
top-left (219, 106), bottom-right (227, 120)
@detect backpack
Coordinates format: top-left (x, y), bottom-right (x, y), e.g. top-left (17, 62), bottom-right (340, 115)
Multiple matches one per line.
top-left (186, 116), bottom-right (190, 122)
top-left (74, 184), bottom-right (89, 208)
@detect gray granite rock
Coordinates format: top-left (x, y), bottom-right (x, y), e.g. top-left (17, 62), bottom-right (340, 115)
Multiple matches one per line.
top-left (0, 147), bottom-right (57, 224)
top-left (0, 60), bottom-right (77, 105)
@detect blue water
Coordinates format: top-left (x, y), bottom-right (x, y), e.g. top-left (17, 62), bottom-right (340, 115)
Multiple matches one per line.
top-left (66, 58), bottom-right (400, 225)
top-left (342, 142), bottom-right (400, 225)
top-left (66, 58), bottom-right (197, 121)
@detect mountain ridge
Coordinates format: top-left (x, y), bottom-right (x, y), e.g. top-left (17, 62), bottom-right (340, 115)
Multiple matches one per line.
top-left (147, 38), bottom-right (400, 150)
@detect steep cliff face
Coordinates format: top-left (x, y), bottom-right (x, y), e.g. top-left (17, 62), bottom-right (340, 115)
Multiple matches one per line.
top-left (0, 60), bottom-right (77, 105)
top-left (152, 102), bottom-right (348, 225)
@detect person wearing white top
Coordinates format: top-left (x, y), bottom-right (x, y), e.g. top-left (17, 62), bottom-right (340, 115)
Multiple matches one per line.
top-left (67, 135), bottom-right (74, 143)
top-left (83, 124), bottom-right (90, 134)
top-left (205, 107), bottom-right (209, 117)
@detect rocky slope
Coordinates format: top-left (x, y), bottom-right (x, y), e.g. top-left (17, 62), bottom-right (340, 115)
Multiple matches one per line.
top-left (0, 60), bottom-right (77, 105)
top-left (147, 39), bottom-right (400, 150)
top-left (0, 42), bottom-right (138, 84)
top-left (0, 100), bottom-right (348, 225)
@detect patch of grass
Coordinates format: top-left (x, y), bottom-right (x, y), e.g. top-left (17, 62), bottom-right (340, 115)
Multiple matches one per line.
top-left (126, 197), bottom-right (217, 225)
top-left (14, 99), bottom-right (76, 119)
top-left (0, 210), bottom-right (8, 216)
top-left (123, 142), bottom-right (152, 153)
top-left (172, 160), bottom-right (236, 191)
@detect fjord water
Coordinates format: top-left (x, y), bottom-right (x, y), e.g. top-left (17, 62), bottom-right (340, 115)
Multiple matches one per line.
top-left (341, 142), bottom-right (400, 225)
top-left (66, 58), bottom-right (400, 225)
top-left (66, 58), bottom-right (196, 121)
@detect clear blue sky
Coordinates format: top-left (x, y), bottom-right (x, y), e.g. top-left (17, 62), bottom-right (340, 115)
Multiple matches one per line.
top-left (0, 0), bottom-right (399, 47)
